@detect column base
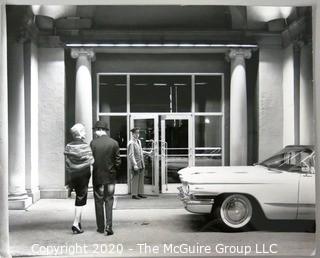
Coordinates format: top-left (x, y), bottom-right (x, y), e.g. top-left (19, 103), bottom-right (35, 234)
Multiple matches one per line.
top-left (40, 187), bottom-right (68, 199)
top-left (27, 188), bottom-right (41, 203)
top-left (9, 194), bottom-right (32, 210)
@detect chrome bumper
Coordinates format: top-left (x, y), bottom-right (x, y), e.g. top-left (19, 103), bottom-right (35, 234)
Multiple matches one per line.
top-left (177, 186), bottom-right (214, 214)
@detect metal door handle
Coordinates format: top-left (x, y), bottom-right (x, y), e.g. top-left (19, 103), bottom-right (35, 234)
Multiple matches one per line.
top-left (159, 140), bottom-right (168, 191)
top-left (164, 141), bottom-right (168, 191)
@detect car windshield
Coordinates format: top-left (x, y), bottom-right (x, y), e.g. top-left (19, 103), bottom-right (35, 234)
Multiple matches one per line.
top-left (259, 148), bottom-right (314, 172)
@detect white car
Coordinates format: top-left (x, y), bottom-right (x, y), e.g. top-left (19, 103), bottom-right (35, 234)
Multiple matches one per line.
top-left (178, 145), bottom-right (315, 231)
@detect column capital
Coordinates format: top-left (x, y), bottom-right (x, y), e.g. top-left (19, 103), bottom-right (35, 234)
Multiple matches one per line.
top-left (71, 48), bottom-right (95, 61)
top-left (227, 48), bottom-right (252, 61)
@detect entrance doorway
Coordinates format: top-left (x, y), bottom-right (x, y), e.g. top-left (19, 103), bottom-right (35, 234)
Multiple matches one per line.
top-left (130, 114), bottom-right (192, 194)
top-left (97, 73), bottom-right (225, 195)
top-left (160, 114), bottom-right (192, 193)
top-left (130, 114), bottom-right (159, 195)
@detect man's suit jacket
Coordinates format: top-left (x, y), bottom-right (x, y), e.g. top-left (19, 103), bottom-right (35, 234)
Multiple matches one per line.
top-left (127, 139), bottom-right (145, 170)
top-left (90, 135), bottom-right (121, 185)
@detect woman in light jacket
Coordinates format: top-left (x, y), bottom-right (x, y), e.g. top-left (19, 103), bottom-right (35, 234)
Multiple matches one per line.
top-left (64, 123), bottom-right (94, 234)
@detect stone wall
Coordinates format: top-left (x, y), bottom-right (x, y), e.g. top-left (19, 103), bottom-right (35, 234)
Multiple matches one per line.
top-left (258, 47), bottom-right (284, 161)
top-left (38, 48), bottom-right (67, 198)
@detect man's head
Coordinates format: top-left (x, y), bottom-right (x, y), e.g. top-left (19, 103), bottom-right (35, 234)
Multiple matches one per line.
top-left (70, 123), bottom-right (86, 140)
top-left (130, 127), bottom-right (140, 139)
top-left (93, 120), bottom-right (109, 137)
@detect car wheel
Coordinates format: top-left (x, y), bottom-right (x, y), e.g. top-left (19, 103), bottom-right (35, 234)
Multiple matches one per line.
top-left (213, 194), bottom-right (253, 231)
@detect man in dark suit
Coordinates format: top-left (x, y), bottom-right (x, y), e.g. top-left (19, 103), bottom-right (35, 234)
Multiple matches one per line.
top-left (90, 121), bottom-right (121, 236)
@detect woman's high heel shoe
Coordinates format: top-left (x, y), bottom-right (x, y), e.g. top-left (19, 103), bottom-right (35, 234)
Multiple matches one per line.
top-left (72, 224), bottom-right (84, 234)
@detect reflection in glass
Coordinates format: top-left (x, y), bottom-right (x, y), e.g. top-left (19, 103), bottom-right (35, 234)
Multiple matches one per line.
top-left (100, 116), bottom-right (127, 148)
top-left (99, 75), bottom-right (127, 112)
top-left (195, 116), bottom-right (222, 166)
top-left (117, 157), bottom-right (128, 183)
top-left (132, 119), bottom-right (155, 185)
top-left (195, 153), bottom-right (222, 166)
top-left (163, 119), bottom-right (189, 183)
top-left (130, 75), bottom-right (191, 112)
top-left (99, 116), bottom-right (127, 183)
top-left (195, 75), bottom-right (222, 112)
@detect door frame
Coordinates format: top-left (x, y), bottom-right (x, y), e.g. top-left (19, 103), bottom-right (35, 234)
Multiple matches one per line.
top-left (160, 113), bottom-right (193, 193)
top-left (130, 113), bottom-right (160, 195)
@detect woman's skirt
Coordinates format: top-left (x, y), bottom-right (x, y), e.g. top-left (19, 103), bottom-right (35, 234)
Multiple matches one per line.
top-left (69, 168), bottom-right (91, 206)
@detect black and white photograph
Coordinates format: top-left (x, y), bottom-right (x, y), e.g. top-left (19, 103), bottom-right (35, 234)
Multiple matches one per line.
top-left (0, 0), bottom-right (319, 257)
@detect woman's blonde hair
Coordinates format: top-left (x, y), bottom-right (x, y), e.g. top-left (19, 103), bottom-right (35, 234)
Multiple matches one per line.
top-left (70, 123), bottom-right (85, 139)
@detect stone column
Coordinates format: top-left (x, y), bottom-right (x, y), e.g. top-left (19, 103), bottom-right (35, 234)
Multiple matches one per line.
top-left (0, 3), bottom-right (12, 257)
top-left (299, 42), bottom-right (314, 145)
top-left (71, 48), bottom-right (95, 142)
top-left (24, 40), bottom-right (40, 203)
top-left (283, 44), bottom-right (295, 146)
top-left (228, 49), bottom-right (251, 165)
top-left (7, 36), bottom-right (32, 209)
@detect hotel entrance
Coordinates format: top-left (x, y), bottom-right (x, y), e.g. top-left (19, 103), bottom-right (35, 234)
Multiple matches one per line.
top-left (98, 73), bottom-right (224, 194)
top-left (131, 114), bottom-right (192, 194)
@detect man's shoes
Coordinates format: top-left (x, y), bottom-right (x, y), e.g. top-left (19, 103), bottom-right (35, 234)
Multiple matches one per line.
top-left (132, 195), bottom-right (140, 199)
top-left (138, 194), bottom-right (147, 198)
top-left (97, 228), bottom-right (104, 234)
top-left (105, 226), bottom-right (114, 236)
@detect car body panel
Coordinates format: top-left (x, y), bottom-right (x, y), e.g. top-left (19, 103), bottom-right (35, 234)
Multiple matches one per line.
top-left (298, 173), bottom-right (316, 219)
top-left (178, 146), bottom-right (315, 220)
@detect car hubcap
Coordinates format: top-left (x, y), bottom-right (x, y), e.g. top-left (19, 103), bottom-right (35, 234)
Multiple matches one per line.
top-left (220, 195), bottom-right (252, 228)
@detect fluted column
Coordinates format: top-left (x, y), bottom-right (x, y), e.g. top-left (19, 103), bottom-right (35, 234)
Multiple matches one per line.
top-left (0, 3), bottom-right (11, 258)
top-left (228, 49), bottom-right (251, 165)
top-left (71, 48), bottom-right (95, 141)
top-left (7, 36), bottom-right (32, 209)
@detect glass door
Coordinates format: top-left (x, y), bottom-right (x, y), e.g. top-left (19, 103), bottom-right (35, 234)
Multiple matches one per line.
top-left (130, 114), bottom-right (159, 195)
top-left (160, 114), bottom-right (193, 193)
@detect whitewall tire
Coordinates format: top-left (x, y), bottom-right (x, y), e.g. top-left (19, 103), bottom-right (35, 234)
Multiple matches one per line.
top-left (214, 194), bottom-right (253, 231)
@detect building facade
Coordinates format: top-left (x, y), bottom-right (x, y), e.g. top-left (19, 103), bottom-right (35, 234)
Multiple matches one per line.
top-left (1, 2), bottom-right (320, 257)
top-left (3, 5), bottom-right (315, 203)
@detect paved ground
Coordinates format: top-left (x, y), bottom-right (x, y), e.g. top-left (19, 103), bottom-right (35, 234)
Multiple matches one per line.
top-left (9, 197), bottom-right (316, 257)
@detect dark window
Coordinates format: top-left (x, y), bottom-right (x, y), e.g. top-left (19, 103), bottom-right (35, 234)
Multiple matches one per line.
top-left (99, 116), bottom-right (127, 183)
top-left (195, 75), bottom-right (222, 112)
top-left (195, 115), bottom-right (222, 166)
top-left (99, 75), bottom-right (127, 113)
top-left (130, 75), bottom-right (191, 112)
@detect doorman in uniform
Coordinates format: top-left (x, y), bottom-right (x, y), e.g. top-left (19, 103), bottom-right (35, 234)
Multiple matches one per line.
top-left (90, 120), bottom-right (121, 235)
top-left (128, 127), bottom-right (152, 199)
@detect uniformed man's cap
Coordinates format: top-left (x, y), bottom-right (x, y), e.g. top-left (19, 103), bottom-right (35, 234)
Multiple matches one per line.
top-left (130, 127), bottom-right (140, 133)
top-left (93, 120), bottom-right (109, 130)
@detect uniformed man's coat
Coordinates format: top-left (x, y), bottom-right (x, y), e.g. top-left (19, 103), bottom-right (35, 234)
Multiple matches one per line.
top-left (127, 139), bottom-right (145, 170)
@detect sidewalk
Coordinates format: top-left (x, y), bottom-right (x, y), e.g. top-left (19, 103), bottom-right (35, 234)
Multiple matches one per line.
top-left (9, 197), bottom-right (315, 257)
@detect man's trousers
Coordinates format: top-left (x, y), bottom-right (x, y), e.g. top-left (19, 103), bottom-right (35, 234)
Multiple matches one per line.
top-left (131, 168), bottom-right (145, 196)
top-left (93, 183), bottom-right (115, 231)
